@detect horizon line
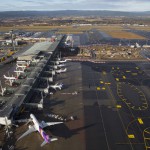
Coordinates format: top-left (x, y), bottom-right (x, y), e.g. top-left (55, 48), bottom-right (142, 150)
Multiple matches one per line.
top-left (0, 10), bottom-right (149, 13)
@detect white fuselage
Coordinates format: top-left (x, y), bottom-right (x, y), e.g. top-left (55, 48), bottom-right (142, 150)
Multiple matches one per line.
top-left (30, 114), bottom-right (40, 129)
top-left (30, 114), bottom-right (39, 130)
top-left (50, 85), bottom-right (61, 90)
top-left (4, 75), bottom-right (16, 80)
top-left (50, 83), bottom-right (63, 90)
top-left (57, 64), bottom-right (66, 67)
top-left (30, 114), bottom-right (49, 143)
top-left (17, 61), bottom-right (30, 65)
top-left (16, 64), bottom-right (28, 69)
top-left (56, 68), bottom-right (67, 73)
top-left (14, 70), bottom-right (24, 73)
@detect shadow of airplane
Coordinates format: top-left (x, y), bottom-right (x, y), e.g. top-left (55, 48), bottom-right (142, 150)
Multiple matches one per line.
top-left (49, 123), bottom-right (96, 139)
top-left (44, 99), bottom-right (65, 107)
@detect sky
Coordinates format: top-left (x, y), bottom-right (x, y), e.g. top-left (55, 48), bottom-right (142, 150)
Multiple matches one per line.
top-left (0, 0), bottom-right (150, 12)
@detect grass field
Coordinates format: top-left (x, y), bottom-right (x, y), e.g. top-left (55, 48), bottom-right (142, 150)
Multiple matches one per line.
top-left (0, 26), bottom-right (65, 32)
top-left (0, 25), bottom-right (123, 32)
top-left (129, 26), bottom-right (150, 31)
top-left (95, 25), bottom-right (124, 31)
top-left (0, 25), bottom-right (146, 39)
top-left (104, 30), bottom-right (146, 39)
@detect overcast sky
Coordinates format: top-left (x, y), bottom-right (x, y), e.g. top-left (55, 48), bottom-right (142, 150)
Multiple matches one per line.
top-left (0, 0), bottom-right (150, 11)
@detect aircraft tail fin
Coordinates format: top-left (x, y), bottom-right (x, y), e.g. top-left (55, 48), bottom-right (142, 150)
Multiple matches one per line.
top-left (3, 75), bottom-right (6, 78)
top-left (40, 138), bottom-right (57, 147)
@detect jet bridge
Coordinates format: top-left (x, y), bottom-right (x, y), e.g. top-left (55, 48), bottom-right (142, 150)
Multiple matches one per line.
top-left (0, 35), bottom-right (64, 126)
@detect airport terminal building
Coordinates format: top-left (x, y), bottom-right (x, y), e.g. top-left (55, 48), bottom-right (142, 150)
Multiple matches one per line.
top-left (0, 35), bottom-right (64, 126)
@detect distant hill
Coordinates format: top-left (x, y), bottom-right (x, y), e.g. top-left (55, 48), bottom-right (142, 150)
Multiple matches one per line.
top-left (0, 10), bottom-right (150, 18)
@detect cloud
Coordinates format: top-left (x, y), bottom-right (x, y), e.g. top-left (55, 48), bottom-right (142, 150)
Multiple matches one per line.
top-left (0, 0), bottom-right (150, 11)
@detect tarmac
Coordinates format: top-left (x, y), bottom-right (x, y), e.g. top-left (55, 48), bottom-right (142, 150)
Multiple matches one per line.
top-left (0, 60), bottom-right (150, 150)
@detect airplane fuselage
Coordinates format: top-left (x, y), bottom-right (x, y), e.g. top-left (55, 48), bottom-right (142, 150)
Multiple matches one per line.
top-left (30, 114), bottom-right (50, 143)
top-left (56, 68), bottom-right (67, 73)
top-left (4, 75), bottom-right (17, 80)
top-left (50, 85), bottom-right (61, 90)
top-left (17, 114), bottom-right (61, 147)
top-left (50, 83), bottom-right (63, 90)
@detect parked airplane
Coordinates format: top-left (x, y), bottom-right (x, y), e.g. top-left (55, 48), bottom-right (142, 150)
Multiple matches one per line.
top-left (57, 63), bottom-right (66, 67)
top-left (56, 68), bottom-right (67, 74)
top-left (40, 77), bottom-right (53, 82)
top-left (3, 74), bottom-right (18, 86)
top-left (0, 81), bottom-right (6, 96)
top-left (51, 58), bottom-right (68, 65)
top-left (48, 65), bottom-right (58, 70)
top-left (49, 83), bottom-right (63, 90)
top-left (34, 87), bottom-right (53, 95)
top-left (17, 60), bottom-right (30, 66)
top-left (3, 75), bottom-right (17, 80)
top-left (14, 70), bottom-right (26, 78)
top-left (58, 59), bottom-right (67, 63)
top-left (51, 60), bottom-right (66, 65)
top-left (48, 63), bottom-right (66, 69)
top-left (0, 87), bottom-right (6, 96)
top-left (17, 114), bottom-right (63, 147)
top-left (16, 64), bottom-right (28, 71)
top-left (56, 58), bottom-right (72, 62)
top-left (14, 70), bottom-right (24, 73)
top-left (44, 70), bottom-right (56, 76)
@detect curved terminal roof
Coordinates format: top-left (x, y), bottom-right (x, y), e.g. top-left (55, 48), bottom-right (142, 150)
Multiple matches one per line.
top-left (17, 35), bottom-right (63, 61)
top-left (22, 41), bottom-right (53, 56)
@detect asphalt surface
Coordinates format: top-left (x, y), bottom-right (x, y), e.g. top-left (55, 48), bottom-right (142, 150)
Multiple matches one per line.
top-left (128, 29), bottom-right (150, 40)
top-left (73, 29), bottom-right (148, 46)
top-left (1, 60), bottom-right (150, 150)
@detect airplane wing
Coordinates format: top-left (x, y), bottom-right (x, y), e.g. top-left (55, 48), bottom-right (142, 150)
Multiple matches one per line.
top-left (41, 140), bottom-right (47, 147)
top-left (40, 121), bottom-right (63, 129)
top-left (17, 125), bottom-right (36, 141)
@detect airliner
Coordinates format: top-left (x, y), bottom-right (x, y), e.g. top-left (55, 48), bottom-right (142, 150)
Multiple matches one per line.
top-left (16, 64), bottom-right (28, 70)
top-left (49, 83), bottom-right (63, 90)
top-left (17, 60), bottom-right (30, 66)
top-left (14, 70), bottom-right (25, 78)
top-left (56, 68), bottom-right (67, 74)
top-left (51, 58), bottom-right (69, 65)
top-left (0, 81), bottom-right (6, 96)
top-left (3, 75), bottom-right (18, 86)
top-left (17, 114), bottom-right (63, 147)
top-left (34, 86), bottom-right (53, 95)
top-left (55, 60), bottom-right (67, 64)
top-left (57, 63), bottom-right (66, 67)
top-left (40, 77), bottom-right (53, 82)
top-left (3, 75), bottom-right (17, 80)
